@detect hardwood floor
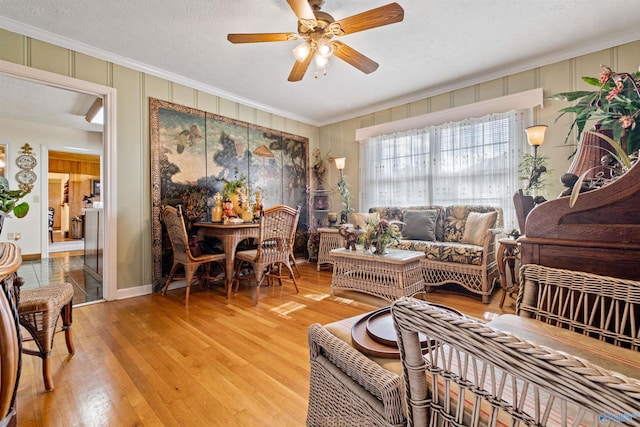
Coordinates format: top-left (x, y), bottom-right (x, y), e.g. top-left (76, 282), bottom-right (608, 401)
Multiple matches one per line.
top-left (16, 262), bottom-right (515, 426)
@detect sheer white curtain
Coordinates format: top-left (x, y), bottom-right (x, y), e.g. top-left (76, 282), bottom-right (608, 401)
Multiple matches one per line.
top-left (360, 129), bottom-right (430, 208)
top-left (360, 110), bottom-right (528, 230)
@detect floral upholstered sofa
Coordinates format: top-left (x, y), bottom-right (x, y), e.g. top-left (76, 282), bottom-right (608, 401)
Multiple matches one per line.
top-left (368, 205), bottom-right (503, 303)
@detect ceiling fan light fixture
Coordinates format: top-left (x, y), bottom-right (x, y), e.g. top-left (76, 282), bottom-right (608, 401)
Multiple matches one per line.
top-left (317, 39), bottom-right (334, 58)
top-left (314, 53), bottom-right (330, 69)
top-left (292, 41), bottom-right (311, 62)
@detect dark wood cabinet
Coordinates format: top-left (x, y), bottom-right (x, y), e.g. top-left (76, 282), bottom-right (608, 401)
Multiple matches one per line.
top-left (519, 161), bottom-right (640, 280)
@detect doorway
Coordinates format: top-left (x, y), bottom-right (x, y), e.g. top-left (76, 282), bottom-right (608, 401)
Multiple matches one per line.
top-left (0, 59), bottom-right (117, 301)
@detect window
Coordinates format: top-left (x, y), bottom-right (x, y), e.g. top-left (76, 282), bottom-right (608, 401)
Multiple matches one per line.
top-left (360, 110), bottom-right (527, 229)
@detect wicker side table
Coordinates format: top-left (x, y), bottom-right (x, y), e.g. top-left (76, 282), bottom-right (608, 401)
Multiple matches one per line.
top-left (330, 248), bottom-right (425, 301)
top-left (316, 227), bottom-right (344, 271)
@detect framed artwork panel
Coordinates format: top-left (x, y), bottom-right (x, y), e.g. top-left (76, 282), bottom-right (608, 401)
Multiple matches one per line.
top-left (150, 98), bottom-right (309, 291)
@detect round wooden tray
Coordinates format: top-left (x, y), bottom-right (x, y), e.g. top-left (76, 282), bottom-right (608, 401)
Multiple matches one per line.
top-left (351, 304), bottom-right (463, 359)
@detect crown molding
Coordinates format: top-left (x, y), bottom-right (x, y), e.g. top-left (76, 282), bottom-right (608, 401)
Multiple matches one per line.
top-left (0, 17), bottom-right (320, 126)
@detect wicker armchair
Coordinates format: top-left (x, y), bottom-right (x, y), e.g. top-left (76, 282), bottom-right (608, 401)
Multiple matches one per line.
top-left (307, 323), bottom-right (405, 427)
top-left (517, 263), bottom-right (640, 350)
top-left (233, 205), bottom-right (300, 305)
top-left (0, 243), bottom-right (23, 425)
top-left (392, 297), bottom-right (640, 426)
top-left (161, 205), bottom-right (226, 306)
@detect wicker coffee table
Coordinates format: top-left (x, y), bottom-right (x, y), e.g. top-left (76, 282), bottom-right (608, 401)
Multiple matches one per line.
top-left (330, 248), bottom-right (425, 301)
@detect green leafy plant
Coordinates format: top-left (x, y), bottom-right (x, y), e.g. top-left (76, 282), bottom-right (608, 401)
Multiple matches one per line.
top-left (220, 167), bottom-right (247, 199)
top-left (312, 148), bottom-right (329, 189)
top-left (518, 153), bottom-right (551, 195)
top-left (547, 64), bottom-right (640, 155)
top-left (0, 176), bottom-right (29, 218)
top-left (359, 218), bottom-right (403, 254)
top-left (336, 174), bottom-right (354, 223)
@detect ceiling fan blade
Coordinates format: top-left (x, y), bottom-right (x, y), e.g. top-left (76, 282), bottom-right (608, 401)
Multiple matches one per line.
top-left (227, 33), bottom-right (297, 43)
top-left (288, 48), bottom-right (315, 82)
top-left (287, 0), bottom-right (316, 22)
top-left (332, 41), bottom-right (379, 74)
top-left (331, 3), bottom-right (404, 36)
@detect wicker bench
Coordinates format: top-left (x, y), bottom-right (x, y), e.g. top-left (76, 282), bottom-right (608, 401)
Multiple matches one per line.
top-left (307, 265), bottom-right (640, 426)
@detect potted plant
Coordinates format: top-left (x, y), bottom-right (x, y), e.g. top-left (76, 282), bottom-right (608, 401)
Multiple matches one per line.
top-left (518, 152), bottom-right (550, 196)
top-left (547, 64), bottom-right (640, 205)
top-left (548, 64), bottom-right (640, 156)
top-left (220, 168), bottom-right (248, 216)
top-left (312, 148), bottom-right (329, 190)
top-left (0, 176), bottom-right (30, 234)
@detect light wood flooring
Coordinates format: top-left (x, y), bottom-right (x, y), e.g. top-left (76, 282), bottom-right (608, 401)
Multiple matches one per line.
top-left (16, 262), bottom-right (515, 426)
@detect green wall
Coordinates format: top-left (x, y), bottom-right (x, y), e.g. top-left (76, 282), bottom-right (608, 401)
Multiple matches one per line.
top-left (1, 26), bottom-right (639, 293)
top-left (0, 29), bottom-right (319, 292)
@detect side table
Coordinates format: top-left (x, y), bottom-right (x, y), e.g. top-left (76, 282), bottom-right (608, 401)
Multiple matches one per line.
top-left (497, 237), bottom-right (520, 308)
top-left (317, 227), bottom-right (344, 271)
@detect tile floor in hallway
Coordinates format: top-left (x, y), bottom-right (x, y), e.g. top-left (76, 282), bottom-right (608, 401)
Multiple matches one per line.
top-left (17, 252), bottom-right (103, 305)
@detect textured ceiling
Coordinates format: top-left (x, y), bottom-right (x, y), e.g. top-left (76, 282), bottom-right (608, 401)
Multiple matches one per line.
top-left (1, 0), bottom-right (640, 127)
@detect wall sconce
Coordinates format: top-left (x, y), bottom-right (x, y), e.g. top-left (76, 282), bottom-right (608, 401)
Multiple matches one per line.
top-left (524, 125), bottom-right (547, 158)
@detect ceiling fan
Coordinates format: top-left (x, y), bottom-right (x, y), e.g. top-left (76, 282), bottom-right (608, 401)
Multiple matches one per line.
top-left (227, 0), bottom-right (404, 81)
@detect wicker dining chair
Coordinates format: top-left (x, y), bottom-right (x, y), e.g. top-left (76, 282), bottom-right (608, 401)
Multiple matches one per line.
top-left (233, 205), bottom-right (300, 304)
top-left (19, 282), bottom-right (75, 391)
top-left (161, 205), bottom-right (226, 306)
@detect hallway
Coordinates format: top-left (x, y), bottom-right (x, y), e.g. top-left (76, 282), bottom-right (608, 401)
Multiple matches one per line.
top-left (17, 252), bottom-right (103, 305)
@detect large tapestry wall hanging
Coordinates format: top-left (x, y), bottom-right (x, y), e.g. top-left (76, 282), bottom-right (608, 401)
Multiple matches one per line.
top-left (150, 98), bottom-right (309, 291)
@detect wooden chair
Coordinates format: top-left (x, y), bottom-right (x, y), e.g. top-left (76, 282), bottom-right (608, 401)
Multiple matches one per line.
top-left (18, 282), bottom-right (75, 391)
top-left (513, 189), bottom-right (535, 234)
top-left (161, 205), bottom-right (226, 306)
top-left (233, 205), bottom-right (300, 305)
top-left (0, 243), bottom-right (23, 425)
top-left (48, 207), bottom-right (54, 243)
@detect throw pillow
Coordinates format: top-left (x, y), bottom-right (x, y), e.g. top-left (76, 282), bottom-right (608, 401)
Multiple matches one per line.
top-left (351, 212), bottom-right (380, 229)
top-left (402, 209), bottom-right (438, 241)
top-left (461, 211), bottom-right (497, 246)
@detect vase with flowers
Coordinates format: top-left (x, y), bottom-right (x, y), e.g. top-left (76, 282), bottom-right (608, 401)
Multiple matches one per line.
top-left (360, 218), bottom-right (403, 255)
top-left (312, 148), bottom-right (329, 190)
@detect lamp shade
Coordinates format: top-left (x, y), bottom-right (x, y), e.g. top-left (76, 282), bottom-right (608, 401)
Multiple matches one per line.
top-left (525, 125), bottom-right (547, 147)
top-left (334, 157), bottom-right (346, 170)
top-left (292, 42), bottom-right (311, 62)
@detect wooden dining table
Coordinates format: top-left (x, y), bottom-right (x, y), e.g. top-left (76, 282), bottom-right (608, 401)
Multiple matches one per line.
top-left (194, 221), bottom-right (259, 299)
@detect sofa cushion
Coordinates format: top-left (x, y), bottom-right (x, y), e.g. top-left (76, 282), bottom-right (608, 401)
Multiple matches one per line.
top-left (351, 212), bottom-right (380, 230)
top-left (402, 209), bottom-right (438, 241)
top-left (461, 211), bottom-right (497, 246)
top-left (443, 206), bottom-right (468, 242)
top-left (444, 206), bottom-right (502, 243)
top-left (395, 240), bottom-right (484, 265)
top-left (369, 206), bottom-right (446, 241)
